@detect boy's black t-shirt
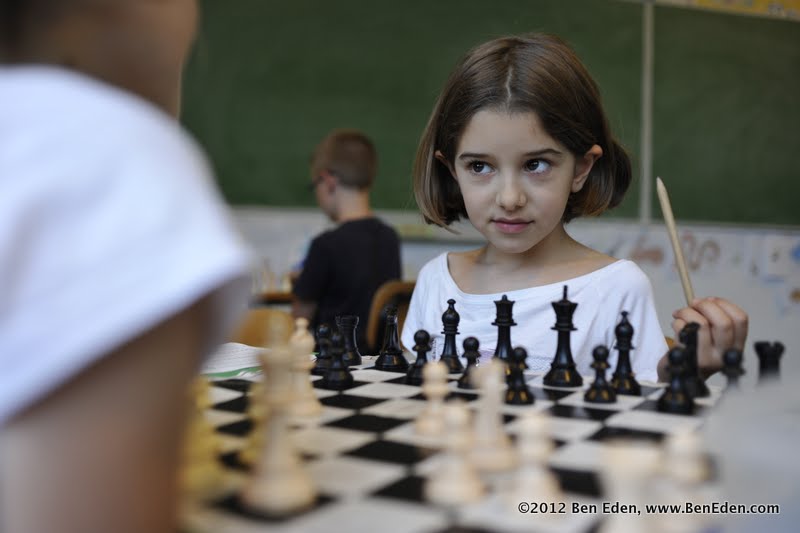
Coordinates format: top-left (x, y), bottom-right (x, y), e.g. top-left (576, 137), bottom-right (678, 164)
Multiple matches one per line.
top-left (293, 217), bottom-right (401, 352)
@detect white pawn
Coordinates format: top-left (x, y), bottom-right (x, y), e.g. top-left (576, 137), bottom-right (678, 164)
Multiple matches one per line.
top-left (425, 401), bottom-right (484, 506)
top-left (288, 317), bottom-right (322, 419)
top-left (241, 341), bottom-right (316, 515)
top-left (599, 440), bottom-right (660, 533)
top-left (415, 360), bottom-right (449, 436)
top-left (470, 359), bottom-right (516, 472)
top-left (656, 430), bottom-right (711, 533)
top-left (510, 410), bottom-right (561, 505)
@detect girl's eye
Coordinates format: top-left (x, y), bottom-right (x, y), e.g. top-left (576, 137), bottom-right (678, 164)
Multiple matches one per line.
top-left (468, 161), bottom-right (492, 175)
top-left (525, 159), bottom-right (550, 174)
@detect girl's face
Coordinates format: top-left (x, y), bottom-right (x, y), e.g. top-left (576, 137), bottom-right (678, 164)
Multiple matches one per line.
top-left (444, 109), bottom-right (600, 257)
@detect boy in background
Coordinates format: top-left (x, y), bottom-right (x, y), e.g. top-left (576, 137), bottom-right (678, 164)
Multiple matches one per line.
top-left (293, 129), bottom-right (401, 352)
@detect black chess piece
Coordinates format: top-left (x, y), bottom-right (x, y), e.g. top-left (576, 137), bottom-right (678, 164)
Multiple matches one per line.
top-left (543, 286), bottom-right (583, 387)
top-left (311, 323), bottom-right (332, 376)
top-left (721, 348), bottom-right (745, 391)
top-left (657, 346), bottom-right (695, 415)
top-left (373, 305), bottom-right (409, 372)
top-left (505, 347), bottom-right (534, 405)
top-left (405, 329), bottom-right (431, 386)
top-left (679, 322), bottom-right (709, 398)
top-left (610, 311), bottom-right (641, 396)
top-left (336, 315), bottom-right (362, 367)
top-left (319, 330), bottom-right (354, 390)
top-left (492, 295), bottom-right (517, 365)
top-left (458, 336), bottom-right (481, 389)
top-left (754, 341), bottom-right (784, 383)
top-left (439, 299), bottom-right (464, 373)
top-left (584, 345), bottom-right (616, 403)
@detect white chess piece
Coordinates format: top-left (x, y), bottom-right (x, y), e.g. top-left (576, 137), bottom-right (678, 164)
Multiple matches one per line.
top-left (415, 360), bottom-right (449, 436)
top-left (511, 410), bottom-right (561, 504)
top-left (599, 440), bottom-right (661, 533)
top-left (424, 401), bottom-right (484, 506)
top-left (470, 358), bottom-right (516, 472)
top-left (241, 342), bottom-right (316, 514)
top-left (655, 430), bottom-right (711, 533)
top-left (288, 317), bottom-right (322, 419)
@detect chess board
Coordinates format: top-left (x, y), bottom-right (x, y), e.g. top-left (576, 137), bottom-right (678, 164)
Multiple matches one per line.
top-left (183, 356), bottom-right (722, 533)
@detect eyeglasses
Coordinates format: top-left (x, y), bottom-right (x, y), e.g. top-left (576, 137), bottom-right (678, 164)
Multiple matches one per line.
top-left (307, 175), bottom-right (324, 192)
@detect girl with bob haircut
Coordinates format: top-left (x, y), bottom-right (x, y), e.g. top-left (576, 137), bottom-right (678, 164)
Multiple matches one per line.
top-left (402, 34), bottom-right (747, 382)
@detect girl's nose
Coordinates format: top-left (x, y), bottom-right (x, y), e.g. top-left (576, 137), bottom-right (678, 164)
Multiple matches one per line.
top-left (495, 174), bottom-right (527, 211)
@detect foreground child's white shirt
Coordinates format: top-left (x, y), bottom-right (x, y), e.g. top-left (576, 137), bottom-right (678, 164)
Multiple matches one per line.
top-left (401, 253), bottom-right (667, 382)
top-left (0, 66), bottom-right (252, 424)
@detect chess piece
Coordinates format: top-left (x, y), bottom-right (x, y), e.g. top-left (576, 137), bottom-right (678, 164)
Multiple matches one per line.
top-left (336, 314), bottom-right (362, 366)
top-left (679, 322), bottom-right (709, 398)
top-left (457, 336), bottom-right (480, 389)
top-left (657, 347), bottom-right (695, 415)
top-left (319, 331), bottom-right (354, 390)
top-left (755, 341), bottom-right (784, 383)
top-left (242, 341), bottom-right (316, 514)
top-left (584, 345), bottom-right (616, 404)
top-left (415, 361), bottom-right (449, 436)
top-left (424, 402), bottom-right (484, 506)
top-left (543, 286), bottom-right (583, 387)
top-left (721, 348), bottom-right (744, 391)
top-left (505, 347), bottom-right (533, 405)
top-left (405, 329), bottom-right (431, 386)
top-left (470, 359), bottom-right (516, 472)
top-left (179, 377), bottom-right (224, 501)
top-left (599, 441), bottom-right (660, 533)
top-left (311, 323), bottom-right (332, 376)
top-left (439, 299), bottom-right (464, 373)
top-left (373, 305), bottom-right (409, 372)
top-left (610, 311), bottom-right (641, 396)
top-left (509, 411), bottom-right (560, 507)
top-left (288, 318), bottom-right (322, 418)
top-left (492, 294), bottom-right (517, 364)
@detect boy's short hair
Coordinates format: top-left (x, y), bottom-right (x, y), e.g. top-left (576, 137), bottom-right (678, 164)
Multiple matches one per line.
top-left (312, 129), bottom-right (377, 190)
top-left (413, 33), bottom-right (632, 226)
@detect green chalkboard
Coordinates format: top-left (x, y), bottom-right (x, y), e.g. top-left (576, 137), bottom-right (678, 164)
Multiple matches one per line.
top-left (182, 0), bottom-right (642, 217)
top-left (651, 7), bottom-right (800, 226)
top-left (181, 1), bottom-right (800, 225)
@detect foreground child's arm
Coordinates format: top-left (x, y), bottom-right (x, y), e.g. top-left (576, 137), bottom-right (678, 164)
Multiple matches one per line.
top-left (656, 297), bottom-right (749, 381)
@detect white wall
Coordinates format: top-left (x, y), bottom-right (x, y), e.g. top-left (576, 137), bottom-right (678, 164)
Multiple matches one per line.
top-left (233, 206), bottom-right (800, 385)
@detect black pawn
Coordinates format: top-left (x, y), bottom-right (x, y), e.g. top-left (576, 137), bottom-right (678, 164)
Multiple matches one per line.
top-left (458, 337), bottom-right (480, 389)
top-left (374, 305), bottom-right (409, 372)
top-left (439, 299), bottom-right (464, 373)
top-left (754, 341), bottom-right (784, 383)
top-left (405, 329), bottom-right (431, 386)
top-left (721, 348), bottom-right (745, 391)
top-left (543, 286), bottom-right (583, 387)
top-left (336, 315), bottom-right (362, 367)
top-left (679, 322), bottom-right (709, 398)
top-left (492, 295), bottom-right (517, 365)
top-left (584, 345), bottom-right (616, 403)
top-left (610, 311), bottom-right (641, 396)
top-left (319, 331), bottom-right (354, 390)
top-left (505, 347), bottom-right (534, 405)
top-left (657, 347), bottom-right (695, 415)
top-left (311, 323), bottom-right (332, 376)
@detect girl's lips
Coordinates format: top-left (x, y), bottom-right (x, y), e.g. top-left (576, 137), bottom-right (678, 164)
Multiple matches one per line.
top-left (493, 219), bottom-right (531, 234)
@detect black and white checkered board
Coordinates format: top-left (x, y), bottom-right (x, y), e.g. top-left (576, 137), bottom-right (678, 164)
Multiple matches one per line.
top-left (187, 356), bottom-right (721, 533)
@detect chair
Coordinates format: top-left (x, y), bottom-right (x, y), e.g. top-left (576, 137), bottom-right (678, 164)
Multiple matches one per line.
top-left (365, 280), bottom-right (416, 353)
top-left (230, 308), bottom-right (294, 347)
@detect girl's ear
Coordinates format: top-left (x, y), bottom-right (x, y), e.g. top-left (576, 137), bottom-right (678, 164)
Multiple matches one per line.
top-left (434, 150), bottom-right (456, 179)
top-left (572, 144), bottom-right (603, 193)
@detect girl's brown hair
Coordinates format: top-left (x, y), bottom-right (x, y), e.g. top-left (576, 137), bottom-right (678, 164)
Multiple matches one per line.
top-left (413, 33), bottom-right (631, 226)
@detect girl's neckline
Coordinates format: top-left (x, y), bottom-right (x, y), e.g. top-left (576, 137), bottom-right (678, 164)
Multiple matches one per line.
top-left (441, 252), bottom-right (626, 300)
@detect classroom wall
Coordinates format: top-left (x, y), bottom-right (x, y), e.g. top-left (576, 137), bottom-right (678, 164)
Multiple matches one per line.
top-left (184, 0), bottom-right (800, 225)
top-left (234, 208), bottom-right (800, 386)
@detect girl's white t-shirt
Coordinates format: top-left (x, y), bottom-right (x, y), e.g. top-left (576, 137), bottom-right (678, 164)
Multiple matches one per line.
top-left (401, 252), bottom-right (667, 382)
top-left (0, 66), bottom-right (252, 424)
